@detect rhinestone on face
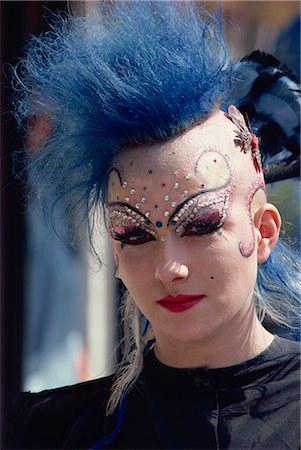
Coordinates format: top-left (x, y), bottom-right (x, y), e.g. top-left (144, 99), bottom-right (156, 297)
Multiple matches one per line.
top-left (156, 221), bottom-right (163, 228)
top-left (130, 188), bottom-right (136, 195)
top-left (135, 203), bottom-right (140, 209)
top-left (124, 197), bottom-right (130, 202)
top-left (185, 173), bottom-right (192, 180)
top-left (141, 197), bottom-right (147, 203)
top-left (164, 211), bottom-right (170, 217)
top-left (174, 182), bottom-right (179, 189)
top-left (122, 181), bottom-right (128, 188)
top-left (174, 170), bottom-right (179, 176)
top-left (145, 211), bottom-right (150, 218)
top-left (161, 235), bottom-right (167, 242)
top-left (183, 190), bottom-right (188, 197)
top-left (171, 201), bottom-right (177, 207)
top-left (164, 195), bottom-right (170, 201)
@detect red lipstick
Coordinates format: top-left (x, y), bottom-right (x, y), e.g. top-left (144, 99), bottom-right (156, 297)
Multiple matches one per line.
top-left (157, 294), bottom-right (205, 313)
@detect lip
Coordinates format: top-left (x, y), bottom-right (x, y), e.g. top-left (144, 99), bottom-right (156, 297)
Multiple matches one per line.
top-left (157, 294), bottom-right (206, 313)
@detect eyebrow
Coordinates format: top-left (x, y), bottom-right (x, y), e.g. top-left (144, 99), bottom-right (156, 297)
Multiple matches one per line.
top-left (167, 190), bottom-right (214, 225)
top-left (107, 202), bottom-right (154, 227)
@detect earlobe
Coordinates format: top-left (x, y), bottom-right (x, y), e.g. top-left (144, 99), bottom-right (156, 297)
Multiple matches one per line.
top-left (254, 204), bottom-right (281, 264)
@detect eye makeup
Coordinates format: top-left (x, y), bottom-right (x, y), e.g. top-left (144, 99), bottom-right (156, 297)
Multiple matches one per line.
top-left (107, 185), bottom-right (230, 245)
top-left (107, 205), bottom-right (157, 245)
top-left (112, 226), bottom-right (156, 246)
top-left (173, 192), bottom-right (229, 236)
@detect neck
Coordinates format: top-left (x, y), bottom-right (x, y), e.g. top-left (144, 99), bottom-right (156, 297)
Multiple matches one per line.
top-left (153, 310), bottom-right (274, 369)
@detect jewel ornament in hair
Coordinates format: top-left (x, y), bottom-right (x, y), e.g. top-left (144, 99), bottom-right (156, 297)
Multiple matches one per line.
top-left (226, 105), bottom-right (262, 173)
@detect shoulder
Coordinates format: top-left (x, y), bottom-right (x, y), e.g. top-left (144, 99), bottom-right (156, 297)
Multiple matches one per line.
top-left (266, 336), bottom-right (300, 381)
top-left (272, 335), bottom-right (300, 368)
top-left (273, 335), bottom-right (300, 353)
top-left (7, 375), bottom-right (114, 449)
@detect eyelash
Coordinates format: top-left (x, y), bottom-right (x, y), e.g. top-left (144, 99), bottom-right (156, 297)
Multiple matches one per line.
top-left (181, 218), bottom-right (222, 236)
top-left (177, 210), bottom-right (223, 237)
top-left (112, 228), bottom-right (156, 246)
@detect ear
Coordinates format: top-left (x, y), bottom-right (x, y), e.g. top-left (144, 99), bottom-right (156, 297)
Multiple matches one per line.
top-left (254, 204), bottom-right (281, 264)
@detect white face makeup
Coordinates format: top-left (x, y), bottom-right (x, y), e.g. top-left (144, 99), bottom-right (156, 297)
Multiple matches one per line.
top-left (105, 110), bottom-right (266, 351)
top-left (107, 108), bottom-right (264, 253)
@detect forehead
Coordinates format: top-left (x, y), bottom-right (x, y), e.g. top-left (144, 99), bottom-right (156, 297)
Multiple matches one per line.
top-left (108, 112), bottom-right (237, 201)
top-left (116, 112), bottom-right (235, 175)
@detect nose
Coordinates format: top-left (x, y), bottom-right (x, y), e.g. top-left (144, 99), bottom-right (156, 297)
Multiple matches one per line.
top-left (154, 241), bottom-right (189, 287)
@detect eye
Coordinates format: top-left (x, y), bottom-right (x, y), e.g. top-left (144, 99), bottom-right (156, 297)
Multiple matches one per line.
top-left (112, 228), bottom-right (156, 246)
top-left (181, 210), bottom-right (223, 237)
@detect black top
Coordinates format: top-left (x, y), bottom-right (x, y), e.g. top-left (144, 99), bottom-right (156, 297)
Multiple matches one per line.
top-left (6, 336), bottom-right (300, 450)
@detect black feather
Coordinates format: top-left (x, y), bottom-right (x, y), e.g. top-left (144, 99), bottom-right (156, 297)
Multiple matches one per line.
top-left (229, 51), bottom-right (300, 183)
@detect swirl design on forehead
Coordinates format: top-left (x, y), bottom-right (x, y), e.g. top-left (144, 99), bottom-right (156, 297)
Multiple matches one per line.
top-left (194, 150), bottom-right (231, 192)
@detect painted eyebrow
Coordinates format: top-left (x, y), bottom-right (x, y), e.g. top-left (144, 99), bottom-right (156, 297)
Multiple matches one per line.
top-left (107, 202), bottom-right (155, 228)
top-left (167, 190), bottom-right (213, 225)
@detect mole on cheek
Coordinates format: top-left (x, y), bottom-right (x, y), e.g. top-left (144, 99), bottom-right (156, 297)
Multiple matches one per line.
top-left (210, 276), bottom-right (214, 280)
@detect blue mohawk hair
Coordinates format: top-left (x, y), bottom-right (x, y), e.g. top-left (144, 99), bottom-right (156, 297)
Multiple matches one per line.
top-left (13, 2), bottom-right (231, 239)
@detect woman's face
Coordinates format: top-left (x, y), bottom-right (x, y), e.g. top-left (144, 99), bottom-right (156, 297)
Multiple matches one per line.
top-left (107, 111), bottom-right (266, 346)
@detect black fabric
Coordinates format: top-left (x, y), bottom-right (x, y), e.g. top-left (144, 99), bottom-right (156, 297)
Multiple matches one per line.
top-left (6, 336), bottom-right (300, 449)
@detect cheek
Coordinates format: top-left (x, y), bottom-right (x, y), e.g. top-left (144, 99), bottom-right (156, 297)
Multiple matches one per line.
top-left (112, 241), bottom-right (154, 285)
top-left (205, 236), bottom-right (258, 291)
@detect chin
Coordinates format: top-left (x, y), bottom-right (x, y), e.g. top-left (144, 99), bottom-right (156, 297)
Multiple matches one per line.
top-left (162, 322), bottom-right (221, 345)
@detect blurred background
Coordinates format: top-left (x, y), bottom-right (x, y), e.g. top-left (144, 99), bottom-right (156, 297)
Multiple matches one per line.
top-left (1, 1), bottom-right (300, 448)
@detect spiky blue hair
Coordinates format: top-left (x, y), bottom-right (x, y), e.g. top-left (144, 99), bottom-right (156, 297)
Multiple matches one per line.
top-left (13, 1), bottom-right (231, 240)
top-left (12, 2), bottom-right (300, 421)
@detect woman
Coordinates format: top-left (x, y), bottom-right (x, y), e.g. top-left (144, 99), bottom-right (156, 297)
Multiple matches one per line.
top-left (8, 2), bottom-right (300, 449)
